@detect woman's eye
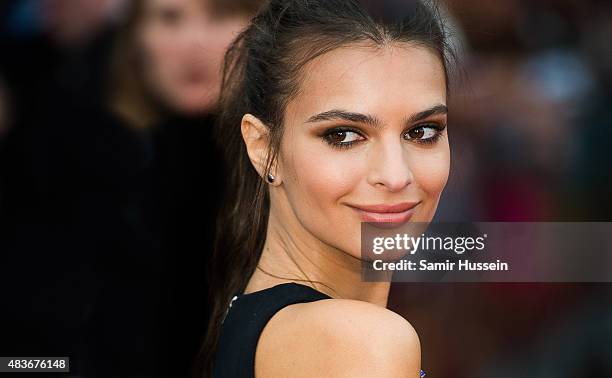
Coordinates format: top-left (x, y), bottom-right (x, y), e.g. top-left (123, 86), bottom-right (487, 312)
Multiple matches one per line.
top-left (324, 129), bottom-right (365, 147)
top-left (403, 125), bottom-right (443, 143)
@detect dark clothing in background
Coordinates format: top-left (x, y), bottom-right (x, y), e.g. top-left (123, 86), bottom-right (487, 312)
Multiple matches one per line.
top-left (0, 99), bottom-right (222, 376)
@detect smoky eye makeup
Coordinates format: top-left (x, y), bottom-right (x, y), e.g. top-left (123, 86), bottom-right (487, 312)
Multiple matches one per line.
top-left (319, 122), bottom-right (447, 149)
top-left (403, 122), bottom-right (447, 145)
top-left (319, 126), bottom-right (367, 149)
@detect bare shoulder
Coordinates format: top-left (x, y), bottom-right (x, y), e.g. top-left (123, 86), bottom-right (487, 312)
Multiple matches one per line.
top-left (255, 298), bottom-right (421, 378)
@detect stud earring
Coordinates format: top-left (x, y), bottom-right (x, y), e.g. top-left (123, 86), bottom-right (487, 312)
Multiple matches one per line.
top-left (266, 173), bottom-right (275, 183)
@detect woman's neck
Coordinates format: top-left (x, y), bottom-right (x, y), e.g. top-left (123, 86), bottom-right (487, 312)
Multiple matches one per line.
top-left (244, 200), bottom-right (391, 307)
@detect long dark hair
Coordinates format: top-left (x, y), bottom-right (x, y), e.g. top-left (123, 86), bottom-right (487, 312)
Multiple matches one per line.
top-left (195, 0), bottom-right (456, 376)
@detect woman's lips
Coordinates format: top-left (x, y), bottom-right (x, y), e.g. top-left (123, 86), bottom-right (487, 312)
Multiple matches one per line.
top-left (347, 202), bottom-right (420, 224)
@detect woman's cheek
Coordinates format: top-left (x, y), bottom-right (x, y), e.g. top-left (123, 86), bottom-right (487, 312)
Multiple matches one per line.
top-left (414, 156), bottom-right (449, 193)
top-left (281, 138), bottom-right (359, 231)
top-left (286, 145), bottom-right (364, 254)
top-left (295, 145), bottom-right (361, 210)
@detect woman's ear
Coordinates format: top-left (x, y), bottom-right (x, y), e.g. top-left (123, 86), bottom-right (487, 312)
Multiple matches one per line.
top-left (241, 114), bottom-right (278, 183)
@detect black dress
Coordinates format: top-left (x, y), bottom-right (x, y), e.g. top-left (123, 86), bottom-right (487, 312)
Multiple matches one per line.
top-left (213, 283), bottom-right (332, 377)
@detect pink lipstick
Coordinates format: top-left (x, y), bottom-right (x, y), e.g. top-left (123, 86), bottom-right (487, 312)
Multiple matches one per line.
top-left (347, 201), bottom-right (420, 224)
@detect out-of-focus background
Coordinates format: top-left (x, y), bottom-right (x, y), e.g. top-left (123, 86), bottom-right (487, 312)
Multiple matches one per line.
top-left (0, 0), bottom-right (610, 377)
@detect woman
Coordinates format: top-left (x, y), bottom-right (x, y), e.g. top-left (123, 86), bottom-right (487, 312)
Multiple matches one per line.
top-left (198, 0), bottom-right (454, 376)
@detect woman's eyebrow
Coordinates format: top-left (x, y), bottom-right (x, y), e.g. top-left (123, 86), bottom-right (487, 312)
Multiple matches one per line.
top-left (305, 109), bottom-right (381, 126)
top-left (305, 104), bottom-right (447, 126)
top-left (406, 104), bottom-right (448, 123)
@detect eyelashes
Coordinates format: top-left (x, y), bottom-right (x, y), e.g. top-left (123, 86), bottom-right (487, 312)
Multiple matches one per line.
top-left (321, 123), bottom-right (446, 149)
top-left (322, 127), bottom-right (365, 149)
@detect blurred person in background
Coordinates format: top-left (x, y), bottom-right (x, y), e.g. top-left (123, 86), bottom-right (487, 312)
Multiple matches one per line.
top-left (0, 0), bottom-right (263, 376)
top-left (111, 0), bottom-right (257, 124)
top-left (105, 0), bottom-right (264, 375)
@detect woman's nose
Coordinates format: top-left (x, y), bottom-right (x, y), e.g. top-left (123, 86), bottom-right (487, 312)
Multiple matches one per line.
top-left (366, 138), bottom-right (414, 192)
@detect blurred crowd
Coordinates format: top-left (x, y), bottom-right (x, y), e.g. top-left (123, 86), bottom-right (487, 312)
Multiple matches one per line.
top-left (433, 0), bottom-right (612, 224)
top-left (0, 0), bottom-right (610, 377)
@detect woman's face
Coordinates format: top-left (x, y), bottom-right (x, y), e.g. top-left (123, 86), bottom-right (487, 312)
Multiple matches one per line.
top-left (276, 43), bottom-right (450, 259)
top-left (139, 0), bottom-right (248, 114)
